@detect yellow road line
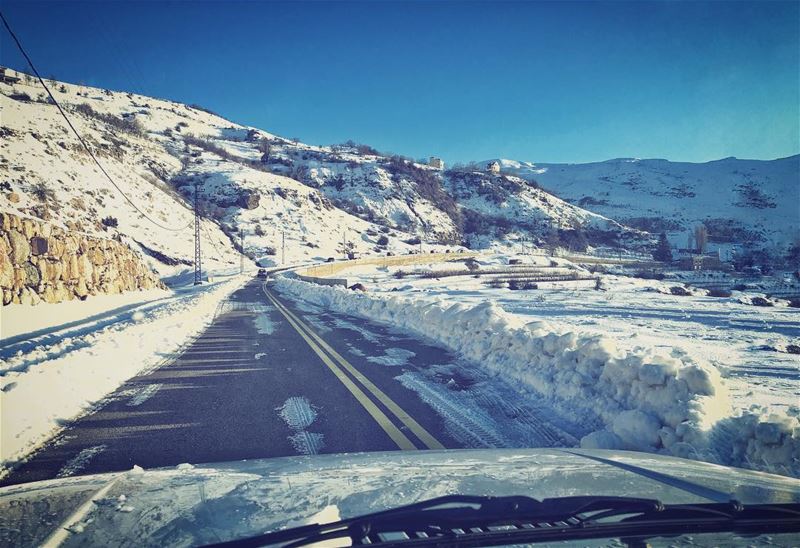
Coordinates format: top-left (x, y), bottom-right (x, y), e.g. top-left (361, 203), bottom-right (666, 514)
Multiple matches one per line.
top-left (263, 285), bottom-right (446, 451)
top-left (262, 288), bottom-right (417, 451)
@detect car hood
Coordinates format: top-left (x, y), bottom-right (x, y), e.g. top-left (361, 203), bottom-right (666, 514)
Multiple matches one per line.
top-left (1, 448), bottom-right (799, 547)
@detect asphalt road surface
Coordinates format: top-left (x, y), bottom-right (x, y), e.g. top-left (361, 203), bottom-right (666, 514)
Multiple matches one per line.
top-left (1, 278), bottom-right (472, 486)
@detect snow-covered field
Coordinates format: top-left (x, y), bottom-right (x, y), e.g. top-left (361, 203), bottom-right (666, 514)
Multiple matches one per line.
top-left (0, 275), bottom-right (246, 476)
top-left (275, 254), bottom-right (800, 477)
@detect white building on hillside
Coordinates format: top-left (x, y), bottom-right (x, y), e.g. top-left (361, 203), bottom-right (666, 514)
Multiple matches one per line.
top-left (428, 157), bottom-right (444, 170)
top-left (487, 161), bottom-right (501, 174)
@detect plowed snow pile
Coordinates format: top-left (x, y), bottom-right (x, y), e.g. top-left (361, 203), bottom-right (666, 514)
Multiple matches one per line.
top-left (275, 277), bottom-right (799, 477)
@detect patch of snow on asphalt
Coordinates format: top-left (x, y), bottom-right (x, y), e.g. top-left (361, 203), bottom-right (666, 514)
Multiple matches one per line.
top-left (127, 384), bottom-right (163, 407)
top-left (330, 317), bottom-right (383, 344)
top-left (252, 311), bottom-right (276, 335)
top-left (367, 347), bottom-right (416, 367)
top-left (56, 444), bottom-right (107, 478)
top-left (277, 396), bottom-right (318, 430)
top-left (288, 431), bottom-right (325, 455)
top-left (277, 396), bottom-right (324, 455)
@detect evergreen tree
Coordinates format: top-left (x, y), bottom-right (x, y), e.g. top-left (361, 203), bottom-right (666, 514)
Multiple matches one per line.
top-left (653, 232), bottom-right (672, 262)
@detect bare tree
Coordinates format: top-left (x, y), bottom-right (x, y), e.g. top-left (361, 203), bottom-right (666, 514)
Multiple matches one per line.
top-left (257, 139), bottom-right (271, 164)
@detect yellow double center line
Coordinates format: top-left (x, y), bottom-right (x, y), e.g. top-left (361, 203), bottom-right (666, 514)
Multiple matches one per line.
top-left (262, 284), bottom-right (445, 451)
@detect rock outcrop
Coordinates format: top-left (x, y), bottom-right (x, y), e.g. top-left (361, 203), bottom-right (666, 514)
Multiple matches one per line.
top-left (1, 212), bottom-right (166, 306)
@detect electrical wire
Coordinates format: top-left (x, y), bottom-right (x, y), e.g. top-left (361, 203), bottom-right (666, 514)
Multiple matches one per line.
top-left (200, 222), bottom-right (223, 258)
top-left (0, 9), bottom-right (193, 232)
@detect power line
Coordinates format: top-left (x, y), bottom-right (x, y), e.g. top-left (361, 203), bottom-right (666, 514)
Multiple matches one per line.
top-left (199, 222), bottom-right (222, 258)
top-left (0, 9), bottom-right (192, 233)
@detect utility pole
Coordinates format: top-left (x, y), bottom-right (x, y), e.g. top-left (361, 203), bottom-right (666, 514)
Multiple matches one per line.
top-left (342, 230), bottom-right (347, 260)
top-left (193, 180), bottom-right (202, 285)
top-left (281, 230), bottom-right (286, 265)
top-left (239, 227), bottom-right (244, 275)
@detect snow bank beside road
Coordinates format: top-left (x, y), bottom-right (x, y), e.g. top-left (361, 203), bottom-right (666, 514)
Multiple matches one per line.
top-left (0, 276), bottom-right (246, 475)
top-left (275, 277), bottom-right (800, 476)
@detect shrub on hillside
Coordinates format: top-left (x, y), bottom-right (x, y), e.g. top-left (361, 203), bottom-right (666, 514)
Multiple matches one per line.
top-left (182, 134), bottom-right (233, 160)
top-left (31, 181), bottom-right (55, 202)
top-left (188, 103), bottom-right (218, 116)
top-left (633, 270), bottom-right (665, 280)
top-left (377, 235), bottom-right (389, 246)
top-left (9, 91), bottom-right (32, 102)
top-left (73, 103), bottom-right (145, 136)
top-left (707, 289), bottom-right (732, 298)
top-left (264, 246), bottom-right (277, 256)
top-left (670, 286), bottom-right (692, 296)
top-left (101, 215), bottom-right (119, 228)
top-left (382, 156), bottom-right (462, 230)
top-left (465, 258), bottom-right (480, 272)
top-left (751, 296), bottom-right (773, 307)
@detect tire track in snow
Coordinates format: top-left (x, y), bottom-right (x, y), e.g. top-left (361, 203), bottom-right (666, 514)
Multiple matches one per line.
top-left (277, 397), bottom-right (318, 430)
top-left (276, 397), bottom-right (324, 454)
top-left (288, 431), bottom-right (325, 455)
top-left (470, 390), bottom-right (578, 447)
top-left (395, 373), bottom-right (506, 449)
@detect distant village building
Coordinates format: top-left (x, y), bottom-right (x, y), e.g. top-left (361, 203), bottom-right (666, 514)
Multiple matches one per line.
top-left (707, 242), bottom-right (741, 263)
top-left (678, 253), bottom-right (732, 272)
top-left (0, 67), bottom-right (21, 85)
top-left (487, 161), bottom-right (501, 174)
top-left (428, 157), bottom-right (444, 170)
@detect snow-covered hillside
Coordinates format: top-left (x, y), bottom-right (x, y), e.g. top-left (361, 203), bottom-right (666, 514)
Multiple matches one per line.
top-left (488, 156), bottom-right (800, 249)
top-left (443, 167), bottom-right (645, 250)
top-left (0, 69), bottom-right (647, 281)
top-left (0, 70), bottom-right (445, 275)
top-left (1, 74), bottom-right (239, 278)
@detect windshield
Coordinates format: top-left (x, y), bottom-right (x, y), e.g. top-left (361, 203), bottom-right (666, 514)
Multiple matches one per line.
top-left (1, 1), bottom-right (798, 547)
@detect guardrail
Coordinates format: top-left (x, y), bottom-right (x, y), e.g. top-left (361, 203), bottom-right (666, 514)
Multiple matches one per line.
top-left (292, 252), bottom-right (480, 287)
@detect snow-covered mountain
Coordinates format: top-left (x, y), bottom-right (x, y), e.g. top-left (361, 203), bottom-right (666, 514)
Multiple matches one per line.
top-left (487, 156), bottom-right (800, 250)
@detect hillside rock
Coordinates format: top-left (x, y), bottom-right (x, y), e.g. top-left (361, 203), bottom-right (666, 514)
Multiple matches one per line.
top-left (237, 190), bottom-right (260, 210)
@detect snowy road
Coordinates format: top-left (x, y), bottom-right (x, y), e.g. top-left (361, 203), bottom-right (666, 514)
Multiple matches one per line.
top-left (1, 278), bottom-right (574, 486)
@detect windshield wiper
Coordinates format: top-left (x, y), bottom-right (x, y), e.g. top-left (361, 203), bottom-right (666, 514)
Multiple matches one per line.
top-left (204, 494), bottom-right (800, 547)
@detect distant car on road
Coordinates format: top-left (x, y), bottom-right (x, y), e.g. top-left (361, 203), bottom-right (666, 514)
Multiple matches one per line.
top-left (257, 268), bottom-right (267, 278)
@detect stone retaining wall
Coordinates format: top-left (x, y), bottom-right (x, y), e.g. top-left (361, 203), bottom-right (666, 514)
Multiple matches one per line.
top-left (1, 212), bottom-right (166, 306)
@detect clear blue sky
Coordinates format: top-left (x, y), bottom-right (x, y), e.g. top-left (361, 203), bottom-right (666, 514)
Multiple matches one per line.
top-left (1, 1), bottom-right (798, 164)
